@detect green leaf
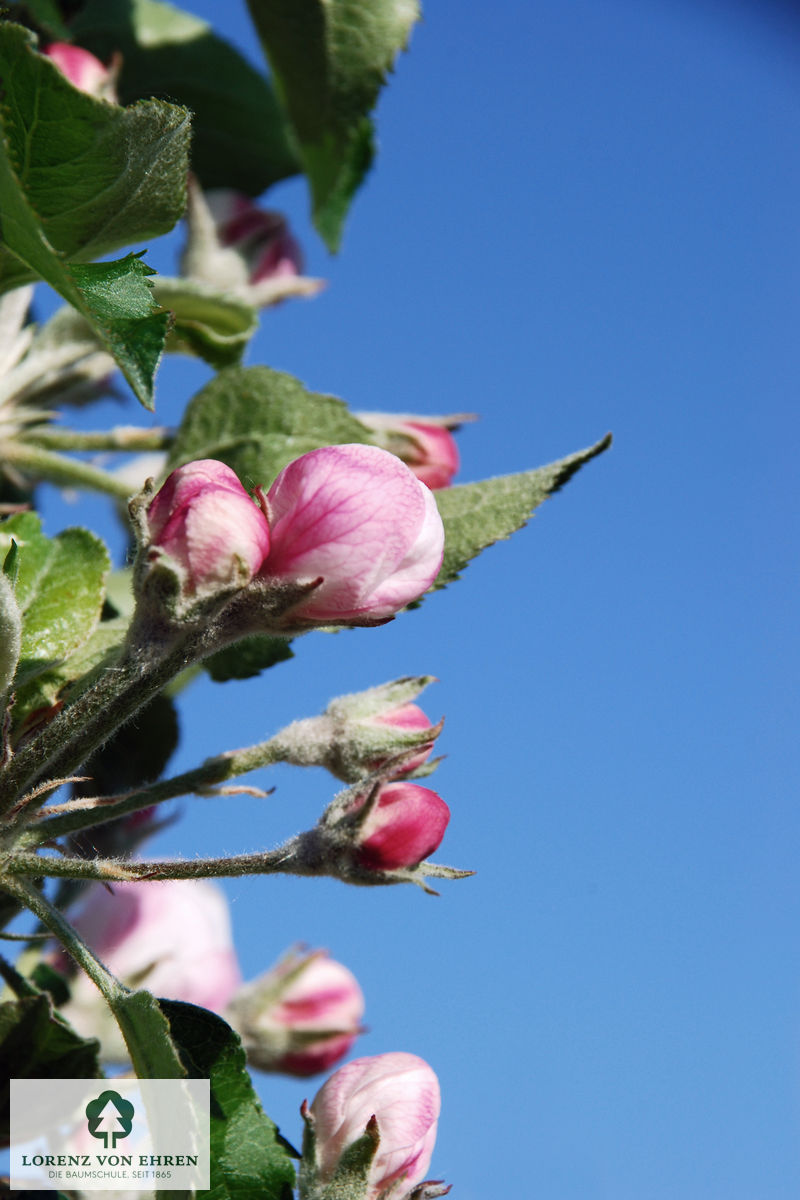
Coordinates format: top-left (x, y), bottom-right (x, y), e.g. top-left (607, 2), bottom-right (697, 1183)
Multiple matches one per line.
top-left (6, 1), bottom-right (70, 39)
top-left (0, 993), bottom-right (102, 1136)
top-left (0, 22), bottom-right (189, 406)
top-left (72, 0), bottom-right (300, 195)
top-left (0, 512), bottom-right (110, 688)
top-left (152, 277), bottom-right (258, 369)
top-left (433, 434), bottom-right (613, 590)
top-left (246, 0), bottom-right (420, 250)
top-left (162, 1000), bottom-right (297, 1200)
top-left (110, 989), bottom-right (186, 1079)
top-left (204, 635), bottom-right (293, 683)
top-left (168, 365), bottom-right (372, 488)
top-left (0, 571), bottom-right (22, 697)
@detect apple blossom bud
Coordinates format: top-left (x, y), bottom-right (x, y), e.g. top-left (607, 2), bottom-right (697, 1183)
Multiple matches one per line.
top-left (368, 703), bottom-right (435, 775)
top-left (304, 1052), bottom-right (440, 1199)
top-left (356, 782), bottom-right (450, 871)
top-left (356, 413), bottom-right (463, 489)
top-left (145, 459), bottom-right (270, 596)
top-left (260, 444), bottom-right (444, 626)
top-left (227, 948), bottom-right (364, 1077)
top-left (54, 880), bottom-right (241, 1059)
top-left (274, 678), bottom-right (440, 783)
top-left (206, 190), bottom-right (304, 283)
top-left (43, 43), bottom-right (118, 102)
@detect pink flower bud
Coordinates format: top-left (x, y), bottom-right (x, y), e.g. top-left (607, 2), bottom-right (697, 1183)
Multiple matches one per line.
top-left (260, 444), bottom-right (444, 624)
top-left (54, 880), bottom-right (242, 1057)
top-left (228, 949), bottom-right (364, 1077)
top-left (357, 782), bottom-right (450, 870)
top-left (43, 43), bottom-right (118, 102)
top-left (206, 190), bottom-right (304, 284)
top-left (146, 459), bottom-right (270, 594)
top-left (308, 1052), bottom-right (440, 1197)
top-left (357, 413), bottom-right (461, 489)
top-left (368, 702), bottom-right (435, 774)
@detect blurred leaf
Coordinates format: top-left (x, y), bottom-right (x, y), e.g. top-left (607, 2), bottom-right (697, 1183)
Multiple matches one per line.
top-left (72, 0), bottom-right (300, 194)
top-left (0, 994), bottom-right (102, 1136)
top-left (6, 1), bottom-right (70, 38)
top-left (81, 692), bottom-right (178, 795)
top-left (204, 635), bottom-right (293, 683)
top-left (246, 0), bottom-right (420, 250)
top-left (0, 22), bottom-right (189, 406)
top-left (433, 434), bottom-right (613, 589)
top-left (162, 1000), bottom-right (297, 1200)
top-left (0, 512), bottom-right (109, 689)
top-left (168, 365), bottom-right (371, 488)
top-left (153, 278), bottom-right (258, 369)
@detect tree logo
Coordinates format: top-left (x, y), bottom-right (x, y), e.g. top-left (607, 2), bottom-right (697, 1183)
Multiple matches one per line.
top-left (85, 1090), bottom-right (135, 1149)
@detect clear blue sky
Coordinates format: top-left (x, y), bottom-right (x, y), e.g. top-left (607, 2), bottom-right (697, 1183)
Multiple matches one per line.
top-left (34, 1), bottom-right (800, 1196)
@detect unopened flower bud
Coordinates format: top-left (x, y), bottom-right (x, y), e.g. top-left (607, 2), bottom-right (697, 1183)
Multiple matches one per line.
top-left (181, 181), bottom-right (323, 307)
top-left (356, 782), bottom-right (450, 871)
top-left (356, 413), bottom-right (472, 489)
top-left (303, 1052), bottom-right (440, 1200)
top-left (228, 948), bottom-right (364, 1077)
top-left (53, 880), bottom-right (241, 1059)
top-left (276, 678), bottom-right (440, 782)
top-left (207, 190), bottom-right (304, 283)
top-left (259, 444), bottom-right (444, 627)
top-left (43, 43), bottom-right (118, 102)
top-left (144, 459), bottom-right (270, 597)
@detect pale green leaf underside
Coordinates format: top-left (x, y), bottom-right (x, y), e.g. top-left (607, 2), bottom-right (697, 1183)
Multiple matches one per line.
top-left (433, 434), bottom-right (612, 589)
top-left (153, 278), bottom-right (258, 369)
top-left (246, 0), bottom-right (420, 250)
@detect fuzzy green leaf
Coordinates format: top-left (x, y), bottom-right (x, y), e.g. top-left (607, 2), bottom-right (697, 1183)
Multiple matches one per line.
top-left (73, 0), bottom-right (299, 195)
top-left (246, 0), bottom-right (420, 250)
top-left (153, 277), bottom-right (259, 369)
top-left (168, 364), bottom-right (372, 488)
top-left (6, 1), bottom-right (70, 39)
top-left (12, 616), bottom-right (127, 729)
top-left (162, 1000), bottom-right (297, 1200)
top-left (0, 22), bottom-right (189, 406)
top-left (433, 434), bottom-right (612, 589)
top-left (0, 512), bottom-right (110, 688)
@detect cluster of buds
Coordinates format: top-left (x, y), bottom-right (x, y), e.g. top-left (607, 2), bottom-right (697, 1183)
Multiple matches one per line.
top-left (181, 180), bottom-right (324, 308)
top-left (52, 881), bottom-right (368, 1078)
top-left (133, 443), bottom-right (445, 633)
top-left (301, 1052), bottom-right (448, 1200)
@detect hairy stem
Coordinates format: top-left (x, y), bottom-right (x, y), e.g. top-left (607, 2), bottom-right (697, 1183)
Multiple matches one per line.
top-left (0, 875), bottom-right (124, 1004)
top-left (0, 630), bottom-right (200, 821)
top-left (5, 843), bottom-right (302, 883)
top-left (27, 738), bottom-right (285, 844)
